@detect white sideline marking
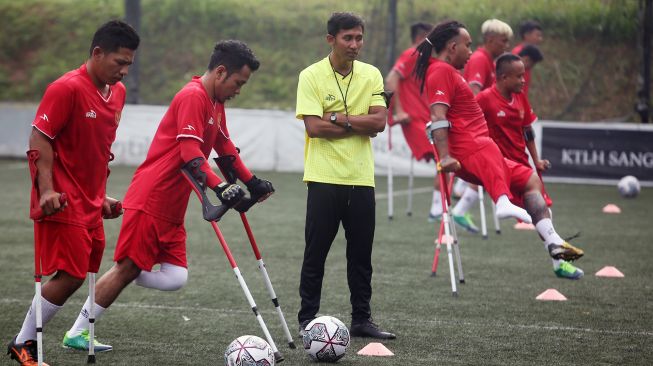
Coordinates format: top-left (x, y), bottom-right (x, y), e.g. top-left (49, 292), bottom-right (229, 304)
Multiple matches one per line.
top-left (2, 298), bottom-right (651, 337)
top-left (376, 186), bottom-right (432, 199)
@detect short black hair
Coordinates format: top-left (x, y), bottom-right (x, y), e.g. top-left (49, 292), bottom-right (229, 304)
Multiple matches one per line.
top-left (327, 12), bottom-right (365, 36)
top-left (496, 53), bottom-right (522, 77)
top-left (518, 44), bottom-right (544, 63)
top-left (207, 40), bottom-right (260, 75)
top-left (519, 20), bottom-right (542, 39)
top-left (410, 22), bottom-right (433, 43)
top-left (89, 20), bottom-right (140, 56)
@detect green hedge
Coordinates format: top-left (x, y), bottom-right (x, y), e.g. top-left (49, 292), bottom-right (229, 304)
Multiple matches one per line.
top-left (0, 0), bottom-right (640, 120)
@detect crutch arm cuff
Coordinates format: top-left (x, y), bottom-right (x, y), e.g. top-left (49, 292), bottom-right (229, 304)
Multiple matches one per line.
top-left (426, 120), bottom-right (451, 143)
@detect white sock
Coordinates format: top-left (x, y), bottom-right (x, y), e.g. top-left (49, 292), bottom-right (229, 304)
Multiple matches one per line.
top-left (453, 179), bottom-right (468, 197)
top-left (452, 186), bottom-right (479, 216)
top-left (135, 263), bottom-right (188, 291)
top-left (430, 190), bottom-right (443, 217)
top-left (535, 218), bottom-right (563, 246)
top-left (68, 297), bottom-right (107, 337)
top-left (16, 295), bottom-right (62, 343)
top-left (552, 258), bottom-right (562, 270)
top-left (495, 195), bottom-right (532, 223)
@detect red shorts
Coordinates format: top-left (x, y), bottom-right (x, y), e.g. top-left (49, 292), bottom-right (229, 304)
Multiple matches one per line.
top-left (401, 121), bottom-right (434, 162)
top-left (34, 221), bottom-right (105, 279)
top-left (455, 143), bottom-right (534, 202)
top-left (113, 209), bottom-right (187, 271)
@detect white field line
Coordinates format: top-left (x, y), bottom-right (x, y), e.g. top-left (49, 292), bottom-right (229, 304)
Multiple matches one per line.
top-left (2, 298), bottom-right (651, 337)
top-left (376, 186), bottom-right (432, 199)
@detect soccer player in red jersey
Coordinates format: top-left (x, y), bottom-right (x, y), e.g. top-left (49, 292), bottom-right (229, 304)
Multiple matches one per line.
top-left (7, 20), bottom-right (139, 366)
top-left (385, 22), bottom-right (445, 220)
top-left (451, 19), bottom-right (513, 233)
top-left (475, 54), bottom-right (579, 278)
top-left (516, 44), bottom-right (544, 97)
top-left (413, 20), bottom-right (585, 279)
top-left (62, 40), bottom-right (275, 351)
top-left (512, 20), bottom-right (543, 97)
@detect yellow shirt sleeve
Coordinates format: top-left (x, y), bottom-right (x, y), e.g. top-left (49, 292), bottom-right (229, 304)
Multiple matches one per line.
top-left (296, 69), bottom-right (323, 120)
top-left (369, 68), bottom-right (386, 108)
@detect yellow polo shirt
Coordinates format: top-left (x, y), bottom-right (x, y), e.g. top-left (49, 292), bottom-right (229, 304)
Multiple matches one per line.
top-left (296, 57), bottom-right (385, 187)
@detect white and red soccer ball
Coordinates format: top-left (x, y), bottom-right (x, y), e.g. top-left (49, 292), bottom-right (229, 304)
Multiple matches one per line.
top-left (617, 175), bottom-right (640, 198)
top-left (224, 335), bottom-right (275, 366)
top-left (302, 315), bottom-right (350, 362)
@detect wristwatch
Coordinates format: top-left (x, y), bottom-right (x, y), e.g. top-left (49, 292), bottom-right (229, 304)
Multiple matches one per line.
top-left (329, 112), bottom-right (337, 124)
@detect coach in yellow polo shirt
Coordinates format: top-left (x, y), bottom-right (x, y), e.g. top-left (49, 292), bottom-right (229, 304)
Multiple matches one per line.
top-left (295, 12), bottom-right (395, 340)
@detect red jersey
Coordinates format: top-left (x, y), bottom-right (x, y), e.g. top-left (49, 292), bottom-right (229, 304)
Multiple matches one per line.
top-left (463, 47), bottom-right (495, 91)
top-left (390, 48), bottom-right (434, 160)
top-left (512, 43), bottom-right (532, 96)
top-left (425, 59), bottom-right (493, 159)
top-left (31, 64), bottom-right (125, 228)
top-left (476, 85), bottom-right (537, 166)
top-left (390, 47), bottom-right (430, 125)
top-left (123, 77), bottom-right (252, 225)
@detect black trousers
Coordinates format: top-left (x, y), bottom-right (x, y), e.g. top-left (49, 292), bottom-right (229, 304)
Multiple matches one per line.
top-left (298, 182), bottom-right (375, 324)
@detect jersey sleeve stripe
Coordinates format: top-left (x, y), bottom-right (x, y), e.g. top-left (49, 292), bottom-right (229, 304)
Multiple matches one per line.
top-left (32, 124), bottom-right (56, 140)
top-left (430, 102), bottom-right (451, 108)
top-left (176, 134), bottom-right (204, 143)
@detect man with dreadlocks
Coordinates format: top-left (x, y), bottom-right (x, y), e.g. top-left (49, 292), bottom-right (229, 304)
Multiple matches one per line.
top-left (412, 20), bottom-right (585, 279)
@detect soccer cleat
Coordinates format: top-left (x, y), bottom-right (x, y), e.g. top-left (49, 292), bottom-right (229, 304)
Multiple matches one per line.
top-left (350, 318), bottom-right (396, 340)
top-left (453, 213), bottom-right (480, 233)
top-left (7, 336), bottom-right (49, 366)
top-left (548, 241), bottom-right (584, 261)
top-left (297, 319), bottom-right (314, 339)
top-left (427, 213), bottom-right (441, 223)
top-left (554, 261), bottom-right (584, 280)
top-left (62, 330), bottom-right (112, 353)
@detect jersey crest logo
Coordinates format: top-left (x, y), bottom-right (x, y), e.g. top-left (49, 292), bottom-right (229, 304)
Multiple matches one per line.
top-left (208, 117), bottom-right (214, 125)
top-left (182, 124), bottom-right (196, 131)
top-left (435, 90), bottom-right (445, 96)
top-left (39, 114), bottom-right (49, 122)
top-left (474, 72), bottom-right (481, 79)
top-left (325, 94), bottom-right (336, 102)
top-left (85, 110), bottom-right (97, 119)
top-left (497, 110), bottom-right (506, 117)
top-left (519, 109), bottom-right (524, 119)
top-left (217, 113), bottom-right (222, 125)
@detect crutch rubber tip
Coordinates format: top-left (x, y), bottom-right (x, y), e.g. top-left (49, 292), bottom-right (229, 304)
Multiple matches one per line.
top-left (430, 272), bottom-right (436, 277)
top-left (288, 341), bottom-right (297, 349)
top-left (274, 352), bottom-right (284, 363)
top-left (482, 235), bottom-right (488, 240)
top-left (496, 230), bottom-right (501, 234)
top-left (87, 355), bottom-right (96, 364)
top-left (388, 215), bottom-right (393, 220)
top-left (459, 279), bottom-right (465, 284)
top-left (452, 292), bottom-right (458, 297)
top-left (406, 212), bottom-right (412, 217)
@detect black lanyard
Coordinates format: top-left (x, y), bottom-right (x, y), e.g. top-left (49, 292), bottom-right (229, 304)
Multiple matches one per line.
top-left (331, 62), bottom-right (354, 117)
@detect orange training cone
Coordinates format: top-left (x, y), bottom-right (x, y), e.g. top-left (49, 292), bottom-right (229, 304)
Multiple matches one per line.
top-left (602, 204), bottom-right (621, 214)
top-left (536, 289), bottom-right (567, 301)
top-left (357, 342), bottom-right (395, 356)
top-left (436, 234), bottom-right (454, 245)
top-left (595, 266), bottom-right (625, 278)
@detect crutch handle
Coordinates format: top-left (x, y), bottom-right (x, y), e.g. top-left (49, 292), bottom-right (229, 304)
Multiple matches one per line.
top-left (181, 165), bottom-right (231, 222)
top-left (33, 193), bottom-right (67, 221)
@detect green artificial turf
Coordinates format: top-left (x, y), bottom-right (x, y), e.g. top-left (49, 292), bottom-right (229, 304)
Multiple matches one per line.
top-left (0, 160), bottom-right (651, 365)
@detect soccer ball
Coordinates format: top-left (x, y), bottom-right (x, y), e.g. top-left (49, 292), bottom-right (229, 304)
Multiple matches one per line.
top-left (302, 316), bottom-right (350, 362)
top-left (224, 335), bottom-right (275, 366)
top-left (617, 175), bottom-right (640, 198)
